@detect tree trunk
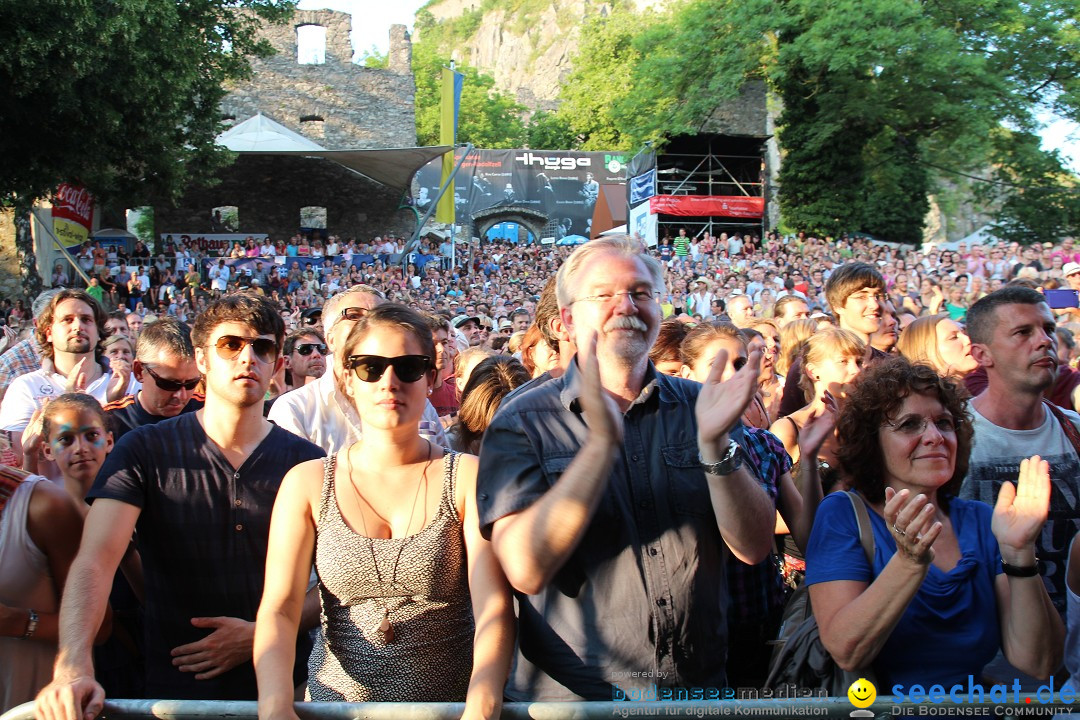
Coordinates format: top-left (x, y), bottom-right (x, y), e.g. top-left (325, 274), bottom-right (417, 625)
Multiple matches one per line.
top-left (14, 198), bottom-right (43, 301)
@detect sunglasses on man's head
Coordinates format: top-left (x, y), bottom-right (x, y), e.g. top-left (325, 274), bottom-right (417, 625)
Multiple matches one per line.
top-left (213, 335), bottom-right (279, 363)
top-left (295, 343), bottom-right (327, 356)
top-left (143, 365), bottom-right (201, 392)
top-left (345, 354), bottom-right (431, 383)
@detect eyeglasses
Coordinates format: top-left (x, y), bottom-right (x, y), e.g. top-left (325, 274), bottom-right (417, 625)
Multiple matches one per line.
top-left (340, 307), bottom-right (369, 322)
top-left (143, 365), bottom-right (201, 392)
top-left (345, 354), bottom-right (431, 383)
top-left (213, 335), bottom-right (279, 363)
top-left (884, 415), bottom-right (957, 436)
top-left (573, 290), bottom-right (659, 306)
top-left (294, 343), bottom-right (327, 356)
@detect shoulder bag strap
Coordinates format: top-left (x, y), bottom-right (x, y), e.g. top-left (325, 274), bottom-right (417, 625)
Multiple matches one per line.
top-left (1043, 399), bottom-right (1080, 458)
top-left (844, 491), bottom-right (875, 565)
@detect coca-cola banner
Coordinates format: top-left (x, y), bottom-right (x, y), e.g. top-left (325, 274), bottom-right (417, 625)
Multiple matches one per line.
top-left (415, 149), bottom-right (627, 239)
top-left (52, 183), bottom-right (95, 247)
top-left (648, 195), bottom-right (765, 219)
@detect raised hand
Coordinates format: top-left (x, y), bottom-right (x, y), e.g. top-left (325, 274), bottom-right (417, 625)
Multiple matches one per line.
top-left (992, 455), bottom-right (1050, 562)
top-left (105, 359), bottom-right (132, 403)
top-left (797, 401), bottom-right (837, 462)
top-left (64, 358), bottom-right (90, 394)
top-left (695, 348), bottom-right (762, 448)
top-left (884, 487), bottom-right (942, 567)
top-left (21, 402), bottom-right (49, 473)
top-left (577, 333), bottom-right (622, 445)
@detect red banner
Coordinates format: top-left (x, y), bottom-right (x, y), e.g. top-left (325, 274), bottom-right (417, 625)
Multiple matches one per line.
top-left (649, 195), bottom-right (764, 218)
top-left (52, 183), bottom-right (95, 248)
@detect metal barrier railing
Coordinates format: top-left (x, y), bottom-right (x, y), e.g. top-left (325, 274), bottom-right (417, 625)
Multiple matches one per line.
top-left (3, 696), bottom-right (1078, 720)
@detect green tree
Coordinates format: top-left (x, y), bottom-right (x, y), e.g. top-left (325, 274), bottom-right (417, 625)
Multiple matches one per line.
top-left (525, 110), bottom-right (579, 149)
top-left (980, 130), bottom-right (1080, 244)
top-left (1, 0), bottom-right (294, 297)
top-left (554, 0), bottom-right (1080, 242)
top-left (412, 41), bottom-right (526, 149)
top-left (0, 0), bottom-right (294, 207)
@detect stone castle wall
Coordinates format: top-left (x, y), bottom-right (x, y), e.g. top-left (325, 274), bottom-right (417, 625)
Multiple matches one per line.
top-left (222, 10), bottom-right (416, 149)
top-left (157, 9), bottom-right (421, 243)
top-left (155, 156), bottom-right (417, 243)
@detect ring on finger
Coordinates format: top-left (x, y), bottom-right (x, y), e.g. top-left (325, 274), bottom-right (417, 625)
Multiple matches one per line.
top-left (892, 524), bottom-right (906, 537)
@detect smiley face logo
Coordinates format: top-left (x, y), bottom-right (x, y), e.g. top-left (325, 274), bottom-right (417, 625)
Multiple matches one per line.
top-left (847, 678), bottom-right (876, 709)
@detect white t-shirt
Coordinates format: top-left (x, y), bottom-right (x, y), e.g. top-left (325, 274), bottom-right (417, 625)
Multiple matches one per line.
top-left (268, 368), bottom-right (447, 454)
top-left (960, 402), bottom-right (1080, 616)
top-left (209, 265), bottom-right (230, 291)
top-left (0, 366), bottom-right (140, 432)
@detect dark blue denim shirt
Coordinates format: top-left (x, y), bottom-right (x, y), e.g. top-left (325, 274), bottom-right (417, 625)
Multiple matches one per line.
top-left (477, 357), bottom-right (758, 701)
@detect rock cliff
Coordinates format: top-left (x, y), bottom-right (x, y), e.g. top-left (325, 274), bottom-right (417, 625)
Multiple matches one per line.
top-left (418, 0), bottom-right (657, 110)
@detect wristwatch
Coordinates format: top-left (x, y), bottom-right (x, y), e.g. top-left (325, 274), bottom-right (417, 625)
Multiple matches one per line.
top-left (1001, 557), bottom-right (1041, 577)
top-left (22, 609), bottom-right (38, 639)
top-left (699, 439), bottom-right (744, 476)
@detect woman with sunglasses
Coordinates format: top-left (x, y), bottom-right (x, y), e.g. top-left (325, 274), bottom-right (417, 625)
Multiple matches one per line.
top-left (678, 321), bottom-right (770, 429)
top-left (255, 305), bottom-right (513, 718)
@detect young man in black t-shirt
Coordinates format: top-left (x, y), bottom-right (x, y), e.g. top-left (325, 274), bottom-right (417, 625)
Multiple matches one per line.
top-left (38, 293), bottom-right (325, 719)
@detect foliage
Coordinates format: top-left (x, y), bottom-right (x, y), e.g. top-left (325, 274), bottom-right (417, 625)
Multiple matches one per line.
top-left (524, 111), bottom-right (579, 150)
top-left (358, 46), bottom-right (389, 69)
top-left (552, 0), bottom-right (1080, 242)
top-left (131, 208), bottom-right (156, 248)
top-left (413, 34), bottom-right (527, 149)
top-left (979, 130), bottom-right (1080, 244)
top-left (0, 0), bottom-right (296, 208)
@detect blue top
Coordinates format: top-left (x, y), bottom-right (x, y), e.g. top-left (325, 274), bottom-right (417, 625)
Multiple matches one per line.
top-left (805, 493), bottom-right (1002, 689)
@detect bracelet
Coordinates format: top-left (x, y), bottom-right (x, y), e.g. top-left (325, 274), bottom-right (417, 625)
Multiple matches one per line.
top-left (22, 608), bottom-right (38, 639)
top-left (1001, 557), bottom-right (1041, 577)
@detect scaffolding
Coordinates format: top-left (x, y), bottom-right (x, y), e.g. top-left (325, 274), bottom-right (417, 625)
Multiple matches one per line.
top-left (654, 134), bottom-right (767, 240)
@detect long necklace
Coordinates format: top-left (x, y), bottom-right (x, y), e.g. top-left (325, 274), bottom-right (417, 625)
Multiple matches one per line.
top-left (347, 439), bottom-right (434, 644)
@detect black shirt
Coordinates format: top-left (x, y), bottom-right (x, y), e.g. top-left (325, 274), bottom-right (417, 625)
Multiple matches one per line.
top-left (104, 392), bottom-right (205, 440)
top-left (89, 413), bottom-right (325, 699)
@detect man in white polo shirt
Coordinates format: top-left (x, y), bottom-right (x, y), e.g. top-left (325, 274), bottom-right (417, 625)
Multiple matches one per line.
top-left (268, 284), bottom-right (447, 452)
top-left (0, 289), bottom-right (137, 455)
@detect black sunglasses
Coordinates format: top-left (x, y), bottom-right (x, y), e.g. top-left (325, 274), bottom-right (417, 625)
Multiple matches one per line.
top-left (143, 365), bottom-right (201, 392)
top-left (295, 343), bottom-right (327, 356)
top-left (213, 335), bottom-right (279, 363)
top-left (346, 354), bottom-right (431, 383)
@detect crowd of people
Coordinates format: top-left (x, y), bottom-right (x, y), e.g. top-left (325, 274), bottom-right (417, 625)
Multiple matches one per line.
top-left (0, 228), bottom-right (1077, 718)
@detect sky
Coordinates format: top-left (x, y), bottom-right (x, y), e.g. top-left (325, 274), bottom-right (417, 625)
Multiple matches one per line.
top-left (298, 0), bottom-right (1080, 171)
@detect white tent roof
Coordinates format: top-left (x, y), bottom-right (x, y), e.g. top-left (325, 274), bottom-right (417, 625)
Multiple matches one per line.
top-left (217, 113), bottom-right (326, 152)
top-left (214, 114), bottom-right (451, 192)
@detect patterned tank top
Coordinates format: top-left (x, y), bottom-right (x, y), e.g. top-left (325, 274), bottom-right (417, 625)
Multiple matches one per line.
top-left (307, 451), bottom-right (474, 702)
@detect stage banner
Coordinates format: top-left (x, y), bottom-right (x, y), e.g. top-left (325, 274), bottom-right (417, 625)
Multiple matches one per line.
top-left (629, 169), bottom-right (657, 205)
top-left (416, 149), bottom-right (626, 240)
top-left (648, 195), bottom-right (765, 218)
top-left (629, 201), bottom-right (658, 247)
top-left (52, 184), bottom-right (94, 248)
top-left (161, 233), bottom-right (268, 256)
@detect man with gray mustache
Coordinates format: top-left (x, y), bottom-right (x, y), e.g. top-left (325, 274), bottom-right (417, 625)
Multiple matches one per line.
top-left (476, 235), bottom-right (775, 700)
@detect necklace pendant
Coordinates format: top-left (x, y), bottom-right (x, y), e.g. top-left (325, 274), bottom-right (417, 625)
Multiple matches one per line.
top-left (377, 610), bottom-right (394, 644)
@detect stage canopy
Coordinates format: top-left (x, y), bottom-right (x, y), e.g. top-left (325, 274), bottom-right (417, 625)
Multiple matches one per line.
top-left (216, 114), bottom-right (451, 193)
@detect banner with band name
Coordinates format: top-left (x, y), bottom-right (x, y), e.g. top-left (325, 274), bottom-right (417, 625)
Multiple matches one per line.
top-left (416, 149), bottom-right (627, 239)
top-left (52, 184), bottom-right (94, 248)
top-left (648, 195), bottom-right (765, 218)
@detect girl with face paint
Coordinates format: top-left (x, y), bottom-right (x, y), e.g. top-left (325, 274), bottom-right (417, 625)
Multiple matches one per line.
top-left (0, 394), bottom-right (114, 709)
